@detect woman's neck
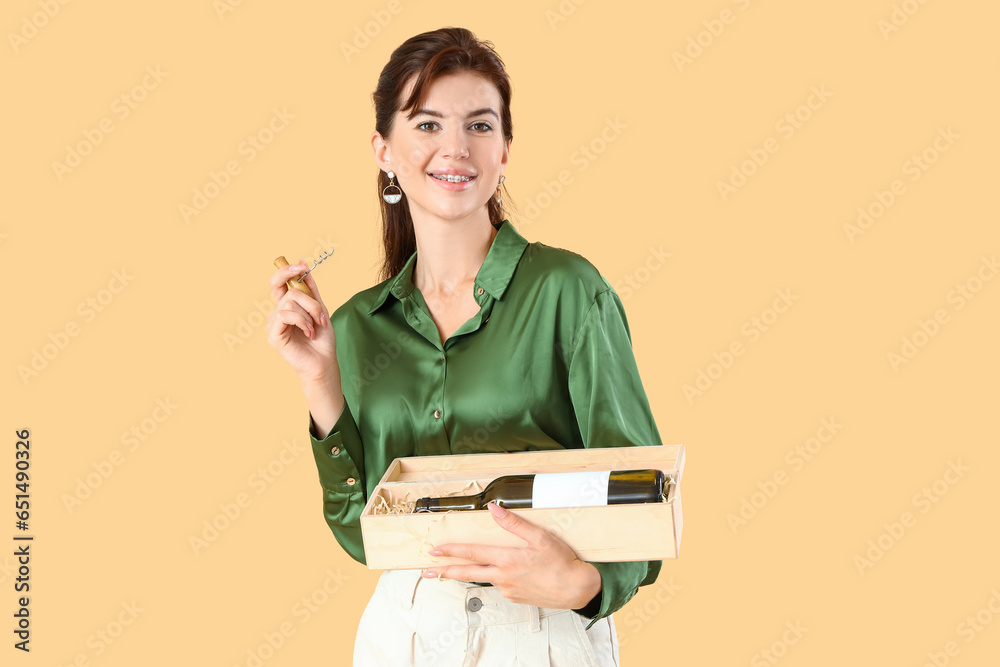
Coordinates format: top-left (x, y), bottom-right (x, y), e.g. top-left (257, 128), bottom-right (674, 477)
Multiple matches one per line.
top-left (411, 212), bottom-right (499, 298)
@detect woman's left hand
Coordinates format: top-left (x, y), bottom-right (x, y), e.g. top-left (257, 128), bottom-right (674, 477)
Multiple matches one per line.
top-left (422, 502), bottom-right (602, 610)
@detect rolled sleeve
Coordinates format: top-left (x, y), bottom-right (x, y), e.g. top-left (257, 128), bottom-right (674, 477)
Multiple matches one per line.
top-left (567, 286), bottom-right (664, 630)
top-left (309, 400), bottom-right (368, 565)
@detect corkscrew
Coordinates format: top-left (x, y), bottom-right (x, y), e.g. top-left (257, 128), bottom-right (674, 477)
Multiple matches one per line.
top-left (273, 246), bottom-right (334, 300)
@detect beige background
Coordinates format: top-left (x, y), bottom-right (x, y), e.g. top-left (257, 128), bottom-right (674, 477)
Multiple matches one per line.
top-left (4, 0), bottom-right (998, 664)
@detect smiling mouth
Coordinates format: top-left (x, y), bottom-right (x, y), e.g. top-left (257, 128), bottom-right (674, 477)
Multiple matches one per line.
top-left (429, 173), bottom-right (476, 183)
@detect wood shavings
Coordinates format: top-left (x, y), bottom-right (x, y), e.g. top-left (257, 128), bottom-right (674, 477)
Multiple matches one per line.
top-left (369, 492), bottom-right (415, 516)
top-left (370, 479), bottom-right (486, 516)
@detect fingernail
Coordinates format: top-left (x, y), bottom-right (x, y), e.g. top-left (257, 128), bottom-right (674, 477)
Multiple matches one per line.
top-left (488, 502), bottom-right (507, 518)
top-left (429, 548), bottom-right (442, 556)
top-left (422, 570), bottom-right (436, 578)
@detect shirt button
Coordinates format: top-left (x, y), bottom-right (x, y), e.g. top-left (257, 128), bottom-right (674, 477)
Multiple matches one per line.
top-left (346, 477), bottom-right (356, 485)
top-left (433, 409), bottom-right (442, 419)
top-left (477, 287), bottom-right (484, 296)
top-left (440, 353), bottom-right (445, 360)
top-left (331, 446), bottom-right (340, 456)
top-left (467, 597), bottom-right (482, 612)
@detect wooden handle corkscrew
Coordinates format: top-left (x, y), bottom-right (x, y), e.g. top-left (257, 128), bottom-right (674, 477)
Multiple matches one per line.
top-left (273, 255), bottom-right (315, 299)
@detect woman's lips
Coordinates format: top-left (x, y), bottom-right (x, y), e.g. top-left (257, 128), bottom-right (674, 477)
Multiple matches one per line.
top-left (428, 173), bottom-right (477, 191)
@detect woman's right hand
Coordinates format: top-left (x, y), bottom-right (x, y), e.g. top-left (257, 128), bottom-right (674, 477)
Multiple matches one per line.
top-left (265, 258), bottom-right (337, 383)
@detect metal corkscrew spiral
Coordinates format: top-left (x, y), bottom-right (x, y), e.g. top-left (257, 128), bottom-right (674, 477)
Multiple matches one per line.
top-left (273, 245), bottom-right (335, 300)
top-left (294, 246), bottom-right (334, 283)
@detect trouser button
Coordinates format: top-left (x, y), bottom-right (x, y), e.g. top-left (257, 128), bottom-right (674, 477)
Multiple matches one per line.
top-left (467, 597), bottom-right (482, 612)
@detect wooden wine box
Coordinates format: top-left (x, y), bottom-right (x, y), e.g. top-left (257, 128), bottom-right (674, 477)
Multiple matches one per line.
top-left (359, 444), bottom-right (685, 570)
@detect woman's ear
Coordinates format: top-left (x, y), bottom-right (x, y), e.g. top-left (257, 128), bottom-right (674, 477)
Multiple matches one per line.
top-left (498, 139), bottom-right (511, 177)
top-left (371, 130), bottom-right (391, 171)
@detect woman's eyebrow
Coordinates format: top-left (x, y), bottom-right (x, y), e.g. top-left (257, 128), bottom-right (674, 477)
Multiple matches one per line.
top-left (413, 107), bottom-right (499, 120)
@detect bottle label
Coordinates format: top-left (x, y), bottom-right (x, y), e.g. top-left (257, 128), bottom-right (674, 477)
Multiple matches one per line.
top-left (531, 470), bottom-right (611, 508)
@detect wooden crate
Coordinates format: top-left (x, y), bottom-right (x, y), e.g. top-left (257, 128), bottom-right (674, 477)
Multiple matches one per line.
top-left (359, 444), bottom-right (685, 570)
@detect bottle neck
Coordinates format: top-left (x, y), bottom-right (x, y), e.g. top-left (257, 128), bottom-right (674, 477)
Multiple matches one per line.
top-left (414, 494), bottom-right (480, 512)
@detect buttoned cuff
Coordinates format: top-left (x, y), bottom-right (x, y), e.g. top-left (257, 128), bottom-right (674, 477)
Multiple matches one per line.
top-left (309, 403), bottom-right (368, 565)
top-left (309, 403), bottom-right (365, 493)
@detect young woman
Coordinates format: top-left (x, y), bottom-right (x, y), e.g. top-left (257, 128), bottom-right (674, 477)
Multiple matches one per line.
top-left (267, 27), bottom-right (663, 666)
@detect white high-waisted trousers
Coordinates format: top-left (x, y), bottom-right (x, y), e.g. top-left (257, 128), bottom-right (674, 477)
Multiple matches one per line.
top-left (353, 568), bottom-right (620, 666)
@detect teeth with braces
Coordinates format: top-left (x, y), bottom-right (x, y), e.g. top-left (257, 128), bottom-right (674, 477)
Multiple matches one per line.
top-left (431, 174), bottom-right (474, 182)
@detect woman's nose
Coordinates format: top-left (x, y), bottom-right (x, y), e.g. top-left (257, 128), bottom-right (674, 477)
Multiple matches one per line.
top-left (440, 129), bottom-right (469, 159)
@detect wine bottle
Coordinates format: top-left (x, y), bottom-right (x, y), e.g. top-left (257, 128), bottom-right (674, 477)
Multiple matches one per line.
top-left (412, 469), bottom-right (668, 512)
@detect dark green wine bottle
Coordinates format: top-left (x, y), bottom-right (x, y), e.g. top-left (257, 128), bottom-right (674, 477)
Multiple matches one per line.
top-left (412, 469), bottom-right (667, 512)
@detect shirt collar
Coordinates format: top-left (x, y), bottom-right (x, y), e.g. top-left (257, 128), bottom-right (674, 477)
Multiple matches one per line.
top-left (367, 219), bottom-right (528, 316)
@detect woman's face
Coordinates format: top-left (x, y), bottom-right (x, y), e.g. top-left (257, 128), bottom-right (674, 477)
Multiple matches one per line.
top-left (373, 70), bottom-right (509, 223)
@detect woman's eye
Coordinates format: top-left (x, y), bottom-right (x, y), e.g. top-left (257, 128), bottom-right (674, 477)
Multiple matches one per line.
top-left (416, 121), bottom-right (493, 132)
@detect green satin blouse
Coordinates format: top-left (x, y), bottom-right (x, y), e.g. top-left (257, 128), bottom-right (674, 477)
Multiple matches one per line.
top-left (308, 218), bottom-right (663, 631)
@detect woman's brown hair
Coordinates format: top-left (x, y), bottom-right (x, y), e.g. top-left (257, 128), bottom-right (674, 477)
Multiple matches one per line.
top-left (372, 26), bottom-right (515, 283)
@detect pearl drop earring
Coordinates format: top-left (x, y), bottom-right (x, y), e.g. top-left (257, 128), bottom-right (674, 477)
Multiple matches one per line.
top-left (383, 170), bottom-right (402, 204)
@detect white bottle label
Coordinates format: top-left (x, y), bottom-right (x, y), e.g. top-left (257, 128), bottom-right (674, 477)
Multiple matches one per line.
top-left (531, 470), bottom-right (611, 508)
